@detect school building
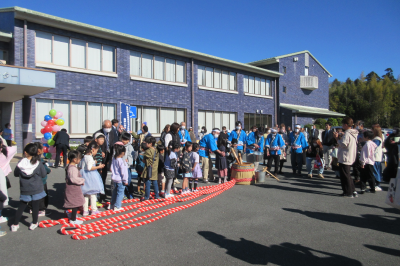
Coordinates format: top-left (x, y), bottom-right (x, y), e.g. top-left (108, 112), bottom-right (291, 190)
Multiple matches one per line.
top-left (0, 7), bottom-right (344, 152)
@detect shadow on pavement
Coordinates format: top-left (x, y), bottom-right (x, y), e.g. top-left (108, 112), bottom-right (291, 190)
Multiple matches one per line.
top-left (198, 231), bottom-right (362, 265)
top-left (257, 183), bottom-right (340, 197)
top-left (283, 208), bottom-right (400, 235)
top-left (364, 244), bottom-right (400, 257)
top-left (355, 203), bottom-right (400, 215)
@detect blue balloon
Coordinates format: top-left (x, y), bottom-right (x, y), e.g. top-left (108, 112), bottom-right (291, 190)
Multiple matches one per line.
top-left (44, 115), bottom-right (52, 121)
top-left (44, 132), bottom-right (52, 140)
top-left (43, 153), bottom-right (47, 157)
top-left (43, 144), bottom-right (49, 147)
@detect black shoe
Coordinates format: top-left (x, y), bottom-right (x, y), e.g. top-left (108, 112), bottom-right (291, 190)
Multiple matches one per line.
top-left (292, 170), bottom-right (296, 174)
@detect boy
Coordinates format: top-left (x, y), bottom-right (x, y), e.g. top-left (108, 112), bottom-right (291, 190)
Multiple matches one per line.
top-left (157, 145), bottom-right (166, 197)
top-left (142, 137), bottom-right (159, 201)
top-left (93, 133), bottom-right (105, 206)
top-left (359, 130), bottom-right (377, 194)
top-left (76, 136), bottom-right (93, 155)
top-left (135, 142), bottom-right (147, 195)
top-left (121, 133), bottom-right (135, 199)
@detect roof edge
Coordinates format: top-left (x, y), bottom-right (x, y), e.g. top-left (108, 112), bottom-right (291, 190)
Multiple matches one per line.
top-left (1, 6), bottom-right (283, 77)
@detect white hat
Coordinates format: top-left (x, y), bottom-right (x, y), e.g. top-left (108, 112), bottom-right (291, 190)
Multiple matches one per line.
top-left (271, 128), bottom-right (277, 133)
top-left (295, 125), bottom-right (301, 129)
top-left (95, 132), bottom-right (105, 139)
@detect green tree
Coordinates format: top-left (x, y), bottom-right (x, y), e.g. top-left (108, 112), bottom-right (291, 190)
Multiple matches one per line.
top-left (382, 68), bottom-right (395, 82)
top-left (327, 118), bottom-right (339, 126)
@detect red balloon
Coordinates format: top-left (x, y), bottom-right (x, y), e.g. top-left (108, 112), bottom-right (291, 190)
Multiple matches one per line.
top-left (40, 128), bottom-right (46, 134)
top-left (47, 120), bottom-right (55, 126)
top-left (44, 125), bottom-right (53, 133)
top-left (43, 147), bottom-right (49, 153)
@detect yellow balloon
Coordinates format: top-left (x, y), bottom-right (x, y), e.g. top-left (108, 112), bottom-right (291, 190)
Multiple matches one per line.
top-left (56, 119), bottom-right (65, 126)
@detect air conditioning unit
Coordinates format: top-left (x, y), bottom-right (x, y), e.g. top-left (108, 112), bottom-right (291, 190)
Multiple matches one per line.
top-left (0, 60), bottom-right (6, 65)
top-left (293, 57), bottom-right (298, 62)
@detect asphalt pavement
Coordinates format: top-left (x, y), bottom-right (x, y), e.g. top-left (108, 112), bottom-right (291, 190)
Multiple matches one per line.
top-left (1, 158), bottom-right (399, 266)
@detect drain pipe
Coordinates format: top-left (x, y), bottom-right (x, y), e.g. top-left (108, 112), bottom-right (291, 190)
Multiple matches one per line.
top-left (191, 59), bottom-right (194, 128)
top-left (24, 20), bottom-right (27, 67)
top-left (274, 77), bottom-right (277, 126)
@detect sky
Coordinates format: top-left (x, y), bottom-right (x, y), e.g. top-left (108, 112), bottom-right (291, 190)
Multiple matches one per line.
top-left (2, 0), bottom-right (400, 82)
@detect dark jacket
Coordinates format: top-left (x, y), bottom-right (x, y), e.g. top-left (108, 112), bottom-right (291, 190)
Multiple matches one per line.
top-left (14, 159), bottom-right (47, 195)
top-left (180, 151), bottom-right (192, 173)
top-left (321, 129), bottom-right (334, 146)
top-left (158, 153), bottom-right (165, 174)
top-left (167, 132), bottom-right (180, 149)
top-left (309, 128), bottom-right (319, 142)
top-left (306, 145), bottom-right (324, 158)
top-left (41, 157), bottom-right (51, 185)
top-left (53, 131), bottom-right (70, 147)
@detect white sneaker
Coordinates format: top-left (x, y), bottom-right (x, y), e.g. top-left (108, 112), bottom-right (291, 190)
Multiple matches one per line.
top-left (375, 186), bottom-right (382, 191)
top-left (113, 207), bottom-right (123, 212)
top-left (29, 223), bottom-right (39, 230)
top-left (0, 216), bottom-right (8, 223)
top-left (38, 211), bottom-right (46, 217)
top-left (70, 220), bottom-right (84, 225)
top-left (11, 224), bottom-right (19, 232)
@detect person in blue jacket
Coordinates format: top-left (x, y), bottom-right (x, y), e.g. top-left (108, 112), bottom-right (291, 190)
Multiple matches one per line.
top-left (228, 121), bottom-right (247, 159)
top-left (289, 124), bottom-right (309, 175)
top-left (246, 126), bottom-right (264, 170)
top-left (265, 128), bottom-right (286, 176)
top-left (199, 128), bottom-right (226, 183)
top-left (178, 122), bottom-right (191, 147)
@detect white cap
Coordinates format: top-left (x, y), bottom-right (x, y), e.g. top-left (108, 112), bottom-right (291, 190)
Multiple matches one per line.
top-left (271, 128), bottom-right (277, 133)
top-left (295, 125), bottom-right (301, 129)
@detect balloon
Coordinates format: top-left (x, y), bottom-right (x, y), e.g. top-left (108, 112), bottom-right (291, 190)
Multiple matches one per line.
top-left (41, 121), bottom-right (47, 127)
top-left (40, 128), bottom-right (46, 134)
top-left (44, 132), bottom-right (52, 140)
top-left (43, 143), bottom-right (49, 148)
top-left (43, 147), bottom-right (48, 153)
top-left (44, 115), bottom-right (52, 121)
top-left (51, 153), bottom-right (56, 160)
top-left (44, 125), bottom-right (53, 133)
top-left (59, 118), bottom-right (65, 122)
top-left (56, 119), bottom-right (64, 126)
top-left (49, 147), bottom-right (56, 154)
top-left (52, 125), bottom-right (60, 132)
top-left (45, 153), bottom-right (52, 159)
top-left (41, 137), bottom-right (47, 144)
top-left (47, 139), bottom-right (55, 146)
top-left (56, 111), bottom-right (63, 118)
top-left (49, 109), bottom-right (57, 117)
top-left (47, 120), bottom-right (55, 126)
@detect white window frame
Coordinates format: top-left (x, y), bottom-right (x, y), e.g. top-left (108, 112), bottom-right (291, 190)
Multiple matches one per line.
top-left (243, 74), bottom-right (273, 98)
top-left (197, 110), bottom-right (237, 131)
top-left (197, 65), bottom-right (237, 93)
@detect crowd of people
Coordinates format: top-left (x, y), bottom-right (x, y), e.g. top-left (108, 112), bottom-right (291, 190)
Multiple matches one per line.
top-left (0, 115), bottom-right (398, 235)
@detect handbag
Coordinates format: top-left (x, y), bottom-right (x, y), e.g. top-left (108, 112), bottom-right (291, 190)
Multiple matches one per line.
top-left (385, 178), bottom-right (400, 210)
top-left (146, 149), bottom-right (157, 179)
top-left (314, 153), bottom-right (324, 169)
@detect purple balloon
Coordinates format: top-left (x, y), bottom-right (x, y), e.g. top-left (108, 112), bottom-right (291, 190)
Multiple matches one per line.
top-left (56, 111), bottom-right (63, 118)
top-left (41, 121), bottom-right (47, 127)
top-left (40, 137), bottom-right (47, 144)
top-left (52, 125), bottom-right (61, 132)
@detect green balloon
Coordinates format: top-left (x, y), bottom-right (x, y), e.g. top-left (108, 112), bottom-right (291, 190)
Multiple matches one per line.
top-left (49, 109), bottom-right (57, 117)
top-left (48, 139), bottom-right (55, 146)
top-left (45, 153), bottom-right (52, 159)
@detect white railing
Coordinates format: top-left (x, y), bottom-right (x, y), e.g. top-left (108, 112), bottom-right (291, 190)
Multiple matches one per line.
top-left (300, 76), bottom-right (318, 90)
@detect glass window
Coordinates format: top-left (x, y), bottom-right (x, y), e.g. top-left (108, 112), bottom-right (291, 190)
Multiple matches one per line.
top-left (305, 66), bottom-right (309, 76)
top-left (255, 77), bottom-right (260, 95)
top-left (142, 53), bottom-right (153, 79)
top-left (53, 100), bottom-right (70, 132)
top-left (102, 104), bottom-right (115, 121)
top-left (249, 76), bottom-right (255, 94)
top-left (130, 51), bottom-right (141, 76)
top-left (221, 71), bottom-right (229, 90)
top-left (205, 67), bottom-right (213, 87)
top-left (160, 108), bottom-right (175, 128)
top-left (87, 42), bottom-right (101, 71)
top-left (229, 72), bottom-right (236, 91)
top-left (35, 31), bottom-right (52, 63)
top-left (166, 59), bottom-right (176, 82)
top-left (222, 113), bottom-right (229, 129)
top-left (206, 112), bottom-right (213, 132)
top-left (266, 80), bottom-right (271, 96)
top-left (197, 65), bottom-right (205, 86)
top-left (244, 113), bottom-right (249, 132)
top-left (71, 38), bottom-right (86, 69)
top-left (214, 69), bottom-right (221, 89)
top-left (260, 79), bottom-right (266, 95)
top-left (53, 35), bottom-right (69, 66)
top-left (176, 109), bottom-right (185, 124)
top-left (198, 111), bottom-right (205, 132)
top-left (88, 103), bottom-right (102, 133)
top-left (102, 45), bottom-right (115, 72)
top-left (176, 60), bottom-right (185, 83)
top-left (243, 75), bottom-right (249, 92)
top-left (229, 113), bottom-right (236, 130)
top-left (154, 56), bottom-right (165, 80)
top-left (71, 102), bottom-right (86, 133)
top-left (35, 99), bottom-right (53, 133)
top-left (143, 107), bottom-right (158, 133)
top-left (214, 112), bottom-right (222, 129)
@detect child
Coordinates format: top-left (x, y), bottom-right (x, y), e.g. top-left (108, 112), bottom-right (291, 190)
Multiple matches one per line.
top-left (164, 143), bottom-right (180, 198)
top-left (64, 150), bottom-right (85, 225)
top-left (189, 143), bottom-right (202, 192)
top-left (216, 137), bottom-right (228, 184)
top-left (76, 136), bottom-right (94, 155)
top-left (359, 130), bottom-right (377, 194)
top-left (141, 137), bottom-right (159, 201)
top-left (226, 139), bottom-right (238, 180)
top-left (0, 138), bottom-right (16, 224)
top-left (12, 143), bottom-right (47, 232)
top-left (180, 142), bottom-right (193, 193)
top-left (121, 133), bottom-right (135, 199)
top-left (0, 189), bottom-right (6, 236)
top-left (135, 142), bottom-right (147, 195)
top-left (110, 145), bottom-right (129, 211)
top-left (80, 142), bottom-right (105, 216)
top-left (157, 145), bottom-right (166, 197)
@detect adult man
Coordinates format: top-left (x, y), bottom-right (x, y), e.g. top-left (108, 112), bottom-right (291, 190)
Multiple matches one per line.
top-left (265, 128), bottom-right (286, 176)
top-left (289, 125), bottom-right (308, 175)
top-left (309, 124), bottom-right (319, 142)
top-left (199, 128), bottom-right (225, 183)
top-left (53, 128), bottom-right (70, 168)
top-left (220, 126), bottom-right (229, 140)
top-left (228, 121), bottom-right (246, 159)
top-left (246, 126), bottom-right (262, 170)
top-left (94, 120), bottom-right (119, 202)
top-left (334, 117), bottom-right (358, 198)
top-left (138, 126), bottom-right (151, 146)
top-left (178, 122), bottom-right (191, 146)
top-left (322, 122), bottom-right (334, 170)
top-left (287, 126), bottom-right (292, 135)
top-left (188, 127), bottom-right (196, 142)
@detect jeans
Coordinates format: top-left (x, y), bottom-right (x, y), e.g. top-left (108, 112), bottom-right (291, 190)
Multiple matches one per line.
top-left (306, 157), bottom-right (324, 175)
top-left (125, 169), bottom-right (134, 199)
top-left (111, 182), bottom-right (125, 209)
top-left (144, 179), bottom-right (159, 200)
top-left (322, 145), bottom-right (333, 167)
top-left (291, 152), bottom-right (304, 174)
top-left (361, 164), bottom-right (376, 191)
top-left (373, 161), bottom-right (382, 183)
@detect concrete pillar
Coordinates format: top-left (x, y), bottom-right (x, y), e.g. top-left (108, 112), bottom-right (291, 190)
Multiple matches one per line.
top-left (22, 97), bottom-right (33, 148)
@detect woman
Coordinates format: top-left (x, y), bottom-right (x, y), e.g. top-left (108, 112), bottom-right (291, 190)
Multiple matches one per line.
top-left (278, 126), bottom-right (289, 174)
top-left (306, 138), bottom-right (324, 178)
top-left (164, 123), bottom-right (180, 151)
top-left (160, 124), bottom-right (170, 147)
top-left (263, 127), bottom-right (271, 165)
top-left (3, 123), bottom-right (12, 147)
top-left (198, 126), bottom-right (207, 140)
top-left (372, 125), bottom-right (383, 191)
top-left (188, 127), bottom-right (197, 143)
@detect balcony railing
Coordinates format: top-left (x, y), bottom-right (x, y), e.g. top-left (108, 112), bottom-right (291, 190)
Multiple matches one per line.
top-left (300, 76), bottom-right (318, 90)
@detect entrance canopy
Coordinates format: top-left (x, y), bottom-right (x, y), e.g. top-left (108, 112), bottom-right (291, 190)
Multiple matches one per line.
top-left (0, 65), bottom-right (55, 102)
top-left (280, 103), bottom-right (345, 117)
